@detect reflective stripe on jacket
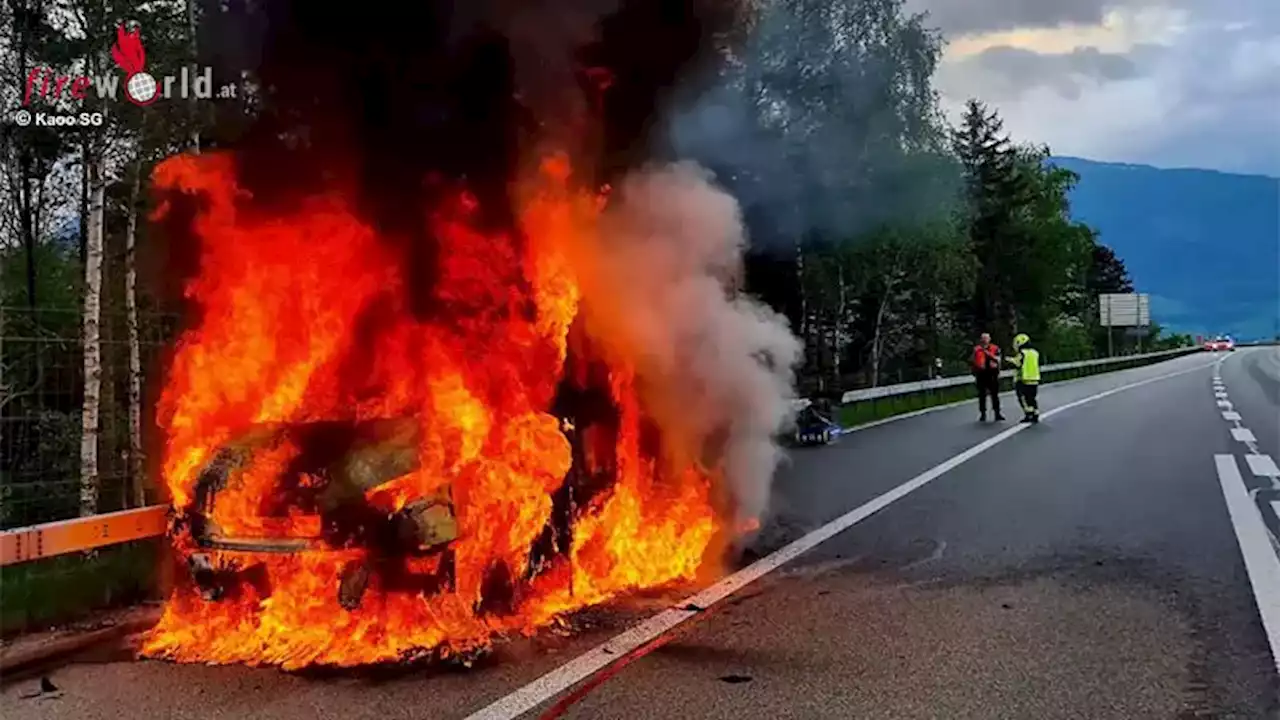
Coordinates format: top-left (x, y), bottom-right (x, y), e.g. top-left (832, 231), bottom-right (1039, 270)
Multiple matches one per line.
top-left (1018, 348), bottom-right (1041, 383)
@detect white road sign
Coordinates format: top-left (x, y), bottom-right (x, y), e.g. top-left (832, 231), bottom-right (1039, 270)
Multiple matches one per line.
top-left (1099, 293), bottom-right (1151, 327)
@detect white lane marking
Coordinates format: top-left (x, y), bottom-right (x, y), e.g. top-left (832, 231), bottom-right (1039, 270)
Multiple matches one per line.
top-left (1246, 454), bottom-right (1280, 479)
top-left (1215, 391), bottom-right (1229, 399)
top-left (1233, 428), bottom-right (1259, 444)
top-left (1218, 400), bottom-right (1234, 409)
top-left (463, 360), bottom-right (1217, 720)
top-left (837, 400), bottom-right (970, 434)
top-left (1215, 454), bottom-right (1280, 676)
top-left (1214, 353), bottom-right (1264, 456)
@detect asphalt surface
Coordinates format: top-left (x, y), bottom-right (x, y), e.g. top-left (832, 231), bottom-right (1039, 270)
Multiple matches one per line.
top-left (6, 349), bottom-right (1279, 719)
top-left (1223, 345), bottom-right (1280, 469)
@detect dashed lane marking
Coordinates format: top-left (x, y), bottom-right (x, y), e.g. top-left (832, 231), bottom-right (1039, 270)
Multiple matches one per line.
top-left (1215, 454), bottom-right (1280, 676)
top-left (1218, 400), bottom-right (1234, 409)
top-left (1215, 391), bottom-right (1229, 399)
top-left (1233, 428), bottom-right (1259, 444)
top-left (1216, 357), bottom-right (1263, 457)
top-left (1246, 454), bottom-right (1280, 480)
top-left (462, 359), bottom-right (1219, 720)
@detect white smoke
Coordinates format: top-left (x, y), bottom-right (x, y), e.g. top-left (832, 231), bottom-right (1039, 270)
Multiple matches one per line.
top-left (570, 161), bottom-right (802, 528)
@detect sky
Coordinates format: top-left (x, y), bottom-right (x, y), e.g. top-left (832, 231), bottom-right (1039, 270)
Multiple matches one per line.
top-left (910, 0), bottom-right (1280, 177)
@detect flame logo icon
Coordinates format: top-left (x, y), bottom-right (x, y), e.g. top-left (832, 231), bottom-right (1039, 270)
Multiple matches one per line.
top-left (111, 24), bottom-right (157, 106)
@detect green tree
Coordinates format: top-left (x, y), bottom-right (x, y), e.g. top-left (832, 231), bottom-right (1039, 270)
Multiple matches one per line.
top-left (1, 1), bottom-right (196, 523)
top-left (953, 102), bottom-right (1096, 360)
top-left (1083, 242), bottom-right (1138, 355)
top-left (952, 98), bottom-right (1025, 341)
top-left (724, 0), bottom-right (960, 389)
top-left (1087, 244), bottom-right (1133, 295)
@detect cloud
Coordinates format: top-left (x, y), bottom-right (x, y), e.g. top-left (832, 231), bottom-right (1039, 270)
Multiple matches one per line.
top-left (905, 0), bottom-right (1115, 37)
top-left (921, 0), bottom-right (1280, 175)
top-left (940, 45), bottom-right (1144, 102)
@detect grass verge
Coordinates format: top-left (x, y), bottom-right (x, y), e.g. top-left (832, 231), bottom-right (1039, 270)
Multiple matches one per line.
top-left (837, 350), bottom-right (1200, 428)
top-left (1, 538), bottom-right (161, 636)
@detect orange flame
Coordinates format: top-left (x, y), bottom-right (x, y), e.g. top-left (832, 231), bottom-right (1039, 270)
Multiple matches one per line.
top-left (139, 152), bottom-right (723, 669)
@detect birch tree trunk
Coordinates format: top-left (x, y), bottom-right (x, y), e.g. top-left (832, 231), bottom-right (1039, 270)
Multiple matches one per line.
top-left (126, 162), bottom-right (145, 507)
top-left (187, 0), bottom-right (201, 153)
top-left (79, 136), bottom-right (89, 266)
top-left (79, 154), bottom-right (105, 517)
top-left (869, 290), bottom-right (890, 388)
top-left (1, 294), bottom-right (5, 433)
top-left (868, 246), bottom-right (904, 388)
top-left (795, 238), bottom-right (806, 343)
top-left (834, 261), bottom-right (845, 387)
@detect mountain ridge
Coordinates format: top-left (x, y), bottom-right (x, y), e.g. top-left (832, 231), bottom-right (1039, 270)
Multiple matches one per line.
top-left (1049, 155), bottom-right (1279, 341)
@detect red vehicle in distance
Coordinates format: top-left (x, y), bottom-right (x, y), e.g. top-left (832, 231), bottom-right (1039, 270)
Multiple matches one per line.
top-left (1203, 336), bottom-right (1235, 352)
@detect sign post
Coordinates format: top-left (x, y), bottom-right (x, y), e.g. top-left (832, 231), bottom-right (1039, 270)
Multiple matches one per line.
top-left (1099, 293), bottom-right (1151, 356)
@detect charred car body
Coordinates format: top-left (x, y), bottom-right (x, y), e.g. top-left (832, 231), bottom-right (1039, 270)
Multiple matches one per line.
top-left (177, 346), bottom-right (625, 614)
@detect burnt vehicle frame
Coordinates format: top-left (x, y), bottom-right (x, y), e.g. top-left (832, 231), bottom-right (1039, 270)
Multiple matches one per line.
top-left (176, 352), bottom-right (626, 614)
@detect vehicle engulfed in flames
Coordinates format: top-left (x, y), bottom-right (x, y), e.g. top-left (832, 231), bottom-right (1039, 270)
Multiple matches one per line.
top-left (178, 404), bottom-right (607, 615)
top-left (135, 0), bottom-right (801, 668)
top-left (181, 418), bottom-right (460, 609)
top-left (135, 149), bottom-right (735, 670)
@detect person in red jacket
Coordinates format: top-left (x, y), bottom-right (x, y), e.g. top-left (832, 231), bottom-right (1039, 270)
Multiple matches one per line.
top-left (972, 332), bottom-right (1005, 422)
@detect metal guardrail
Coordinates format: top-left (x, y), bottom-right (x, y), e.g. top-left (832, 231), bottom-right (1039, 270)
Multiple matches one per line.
top-left (0, 346), bottom-right (1207, 567)
top-left (0, 505), bottom-right (167, 567)
top-left (840, 346), bottom-right (1201, 403)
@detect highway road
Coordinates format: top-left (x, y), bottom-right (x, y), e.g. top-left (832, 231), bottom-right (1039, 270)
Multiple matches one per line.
top-left (5, 348), bottom-right (1279, 719)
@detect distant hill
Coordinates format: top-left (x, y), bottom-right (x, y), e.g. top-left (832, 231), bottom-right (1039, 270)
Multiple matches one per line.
top-left (1050, 156), bottom-right (1279, 341)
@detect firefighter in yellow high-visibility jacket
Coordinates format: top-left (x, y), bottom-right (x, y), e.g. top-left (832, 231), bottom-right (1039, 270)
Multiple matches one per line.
top-left (1005, 333), bottom-right (1041, 423)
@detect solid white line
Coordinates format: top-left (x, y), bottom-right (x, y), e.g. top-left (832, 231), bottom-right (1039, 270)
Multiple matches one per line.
top-left (1224, 411), bottom-right (1243, 421)
top-left (1233, 428), bottom-right (1259, 444)
top-left (1215, 454), bottom-right (1280, 675)
top-left (462, 359), bottom-right (1216, 720)
top-left (1246, 454), bottom-right (1280, 479)
top-left (837, 399), bottom-right (972, 434)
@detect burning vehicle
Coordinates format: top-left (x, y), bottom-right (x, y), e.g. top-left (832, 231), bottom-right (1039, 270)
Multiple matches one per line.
top-left (137, 0), bottom-right (799, 670)
top-left (181, 418), bottom-right (461, 609)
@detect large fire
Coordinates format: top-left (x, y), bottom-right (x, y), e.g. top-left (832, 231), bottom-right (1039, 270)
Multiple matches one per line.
top-left (138, 151), bottom-right (727, 669)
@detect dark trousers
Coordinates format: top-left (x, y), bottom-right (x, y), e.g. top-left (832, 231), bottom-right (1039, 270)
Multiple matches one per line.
top-left (975, 372), bottom-right (1001, 415)
top-left (1016, 382), bottom-right (1039, 415)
